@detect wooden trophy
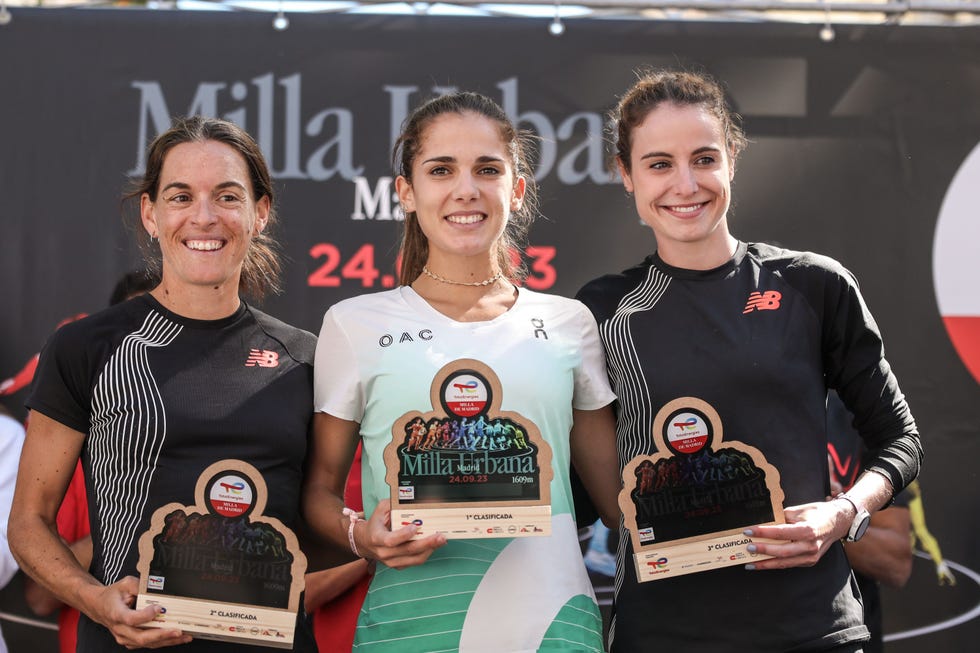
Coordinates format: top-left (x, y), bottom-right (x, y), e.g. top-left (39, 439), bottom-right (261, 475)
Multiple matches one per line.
top-left (619, 397), bottom-right (785, 581)
top-left (384, 359), bottom-right (553, 539)
top-left (135, 459), bottom-right (306, 648)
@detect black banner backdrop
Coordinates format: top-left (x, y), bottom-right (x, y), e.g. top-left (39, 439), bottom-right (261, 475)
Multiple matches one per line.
top-left (1, 8), bottom-right (978, 651)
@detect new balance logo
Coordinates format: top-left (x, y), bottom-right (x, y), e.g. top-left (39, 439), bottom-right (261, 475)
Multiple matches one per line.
top-left (245, 349), bottom-right (279, 368)
top-left (743, 290), bottom-right (782, 314)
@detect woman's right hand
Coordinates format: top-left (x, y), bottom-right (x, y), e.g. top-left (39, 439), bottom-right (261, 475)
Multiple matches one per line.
top-left (82, 575), bottom-right (192, 649)
top-left (358, 499), bottom-right (447, 569)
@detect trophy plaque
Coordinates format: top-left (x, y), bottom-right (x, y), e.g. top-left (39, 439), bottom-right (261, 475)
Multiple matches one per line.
top-left (384, 359), bottom-right (553, 539)
top-left (620, 397), bottom-right (785, 582)
top-left (135, 460), bottom-right (306, 648)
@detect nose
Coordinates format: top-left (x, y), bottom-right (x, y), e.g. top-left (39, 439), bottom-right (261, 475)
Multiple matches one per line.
top-left (453, 171), bottom-right (479, 201)
top-left (191, 197), bottom-right (219, 226)
top-left (675, 165), bottom-right (699, 195)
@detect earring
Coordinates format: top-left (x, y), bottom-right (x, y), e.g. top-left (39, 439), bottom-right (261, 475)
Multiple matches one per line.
top-left (150, 233), bottom-right (158, 243)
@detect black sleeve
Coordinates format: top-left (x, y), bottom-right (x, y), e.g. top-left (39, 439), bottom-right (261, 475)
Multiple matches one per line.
top-left (25, 320), bottom-right (95, 434)
top-left (575, 270), bottom-right (638, 327)
top-left (795, 255), bottom-right (922, 495)
top-left (250, 305), bottom-right (317, 365)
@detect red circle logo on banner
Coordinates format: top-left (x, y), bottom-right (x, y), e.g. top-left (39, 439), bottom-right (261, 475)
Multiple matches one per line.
top-left (934, 140), bottom-right (980, 386)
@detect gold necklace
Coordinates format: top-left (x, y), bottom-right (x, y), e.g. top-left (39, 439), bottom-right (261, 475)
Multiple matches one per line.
top-left (422, 266), bottom-right (503, 287)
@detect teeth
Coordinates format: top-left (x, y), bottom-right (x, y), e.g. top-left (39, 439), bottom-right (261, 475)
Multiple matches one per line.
top-left (446, 214), bottom-right (485, 224)
top-left (186, 240), bottom-right (223, 251)
top-left (670, 204), bottom-right (704, 214)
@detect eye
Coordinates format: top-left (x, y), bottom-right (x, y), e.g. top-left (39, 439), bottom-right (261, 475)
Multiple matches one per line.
top-left (695, 155), bottom-right (717, 166)
top-left (428, 165), bottom-right (451, 176)
top-left (478, 165), bottom-right (503, 176)
top-left (647, 160), bottom-right (670, 171)
top-left (218, 192), bottom-right (245, 204)
top-left (164, 193), bottom-right (191, 204)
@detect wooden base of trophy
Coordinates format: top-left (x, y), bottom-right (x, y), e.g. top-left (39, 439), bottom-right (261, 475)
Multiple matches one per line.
top-left (135, 594), bottom-right (296, 649)
top-left (632, 531), bottom-right (779, 582)
top-left (392, 504), bottom-right (552, 539)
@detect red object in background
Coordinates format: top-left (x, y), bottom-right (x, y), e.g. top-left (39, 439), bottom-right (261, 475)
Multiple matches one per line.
top-left (0, 354), bottom-right (39, 397)
top-left (313, 444), bottom-right (369, 653)
top-left (942, 316), bottom-right (980, 385)
top-left (1, 314), bottom-right (88, 397)
top-left (54, 462), bottom-right (90, 653)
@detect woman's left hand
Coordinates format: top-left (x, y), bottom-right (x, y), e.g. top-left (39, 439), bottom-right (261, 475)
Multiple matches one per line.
top-left (740, 499), bottom-right (850, 570)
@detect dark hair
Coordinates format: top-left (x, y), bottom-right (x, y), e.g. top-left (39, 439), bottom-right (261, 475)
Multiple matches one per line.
top-left (392, 92), bottom-right (538, 286)
top-left (612, 69), bottom-right (747, 174)
top-left (124, 116), bottom-right (282, 300)
top-left (108, 269), bottom-right (160, 306)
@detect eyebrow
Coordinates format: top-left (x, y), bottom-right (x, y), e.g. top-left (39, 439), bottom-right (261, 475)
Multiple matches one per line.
top-left (421, 155), bottom-right (506, 165)
top-left (638, 146), bottom-right (722, 161)
top-left (160, 181), bottom-right (249, 193)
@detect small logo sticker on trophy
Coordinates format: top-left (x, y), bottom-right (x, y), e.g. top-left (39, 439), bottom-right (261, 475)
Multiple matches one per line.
top-left (620, 397), bottom-right (786, 582)
top-left (208, 474), bottom-right (255, 517)
top-left (384, 359), bottom-right (554, 539)
top-left (666, 412), bottom-right (711, 454)
top-left (443, 373), bottom-right (490, 416)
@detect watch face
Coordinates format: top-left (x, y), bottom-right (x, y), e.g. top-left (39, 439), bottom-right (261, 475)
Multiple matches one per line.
top-left (851, 511), bottom-right (872, 541)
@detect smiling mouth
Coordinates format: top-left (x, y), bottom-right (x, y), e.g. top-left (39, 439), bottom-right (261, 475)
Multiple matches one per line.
top-left (185, 239), bottom-right (225, 251)
top-left (445, 214), bottom-right (486, 225)
top-left (665, 202), bottom-right (707, 214)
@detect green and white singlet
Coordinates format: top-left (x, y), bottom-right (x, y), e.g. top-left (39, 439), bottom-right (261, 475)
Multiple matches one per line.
top-left (315, 286), bottom-right (615, 652)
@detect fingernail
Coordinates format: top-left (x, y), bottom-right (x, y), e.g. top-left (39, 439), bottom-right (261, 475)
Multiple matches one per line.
top-left (746, 544), bottom-right (757, 553)
top-left (743, 529), bottom-right (754, 536)
top-left (745, 563), bottom-right (756, 571)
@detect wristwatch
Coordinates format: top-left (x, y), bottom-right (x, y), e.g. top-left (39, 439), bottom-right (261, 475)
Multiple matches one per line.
top-left (835, 493), bottom-right (871, 542)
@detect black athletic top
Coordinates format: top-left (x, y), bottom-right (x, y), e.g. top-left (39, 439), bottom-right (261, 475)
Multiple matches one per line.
top-left (28, 294), bottom-right (317, 652)
top-left (577, 241), bottom-right (921, 652)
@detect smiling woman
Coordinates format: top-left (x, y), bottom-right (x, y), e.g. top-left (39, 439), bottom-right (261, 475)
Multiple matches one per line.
top-left (391, 91), bottom-right (538, 292)
top-left (396, 111), bottom-right (527, 284)
top-left (9, 116), bottom-right (320, 652)
top-left (138, 139), bottom-right (269, 318)
top-left (303, 92), bottom-right (622, 652)
top-left (576, 68), bottom-right (923, 653)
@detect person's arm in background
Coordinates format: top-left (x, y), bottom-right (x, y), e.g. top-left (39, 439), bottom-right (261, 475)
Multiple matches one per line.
top-left (843, 507), bottom-right (912, 587)
top-left (303, 559), bottom-right (371, 614)
top-left (829, 465), bottom-right (912, 588)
